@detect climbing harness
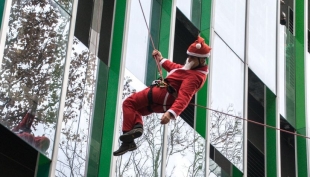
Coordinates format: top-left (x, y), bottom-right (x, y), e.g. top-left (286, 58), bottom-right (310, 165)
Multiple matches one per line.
top-left (137, 0), bottom-right (310, 140)
top-left (147, 78), bottom-right (177, 112)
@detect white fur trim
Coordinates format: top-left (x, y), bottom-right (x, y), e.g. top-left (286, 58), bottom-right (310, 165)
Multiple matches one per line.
top-left (168, 109), bottom-right (177, 119)
top-left (167, 68), bottom-right (177, 76)
top-left (168, 68), bottom-right (208, 76)
top-left (196, 43), bottom-right (201, 49)
top-left (163, 92), bottom-right (169, 111)
top-left (160, 58), bottom-right (168, 66)
top-left (197, 69), bottom-right (209, 75)
top-left (187, 51), bottom-right (211, 58)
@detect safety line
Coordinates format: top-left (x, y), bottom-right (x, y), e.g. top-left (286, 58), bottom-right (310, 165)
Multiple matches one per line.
top-left (191, 103), bottom-right (310, 140)
top-left (138, 0), bottom-right (164, 80)
top-left (136, 0), bottom-right (310, 140)
top-left (138, 0), bottom-right (155, 50)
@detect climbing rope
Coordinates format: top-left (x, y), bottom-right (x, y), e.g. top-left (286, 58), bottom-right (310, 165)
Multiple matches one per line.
top-left (137, 0), bottom-right (310, 140)
top-left (192, 103), bottom-right (310, 140)
top-left (138, 0), bottom-right (164, 83)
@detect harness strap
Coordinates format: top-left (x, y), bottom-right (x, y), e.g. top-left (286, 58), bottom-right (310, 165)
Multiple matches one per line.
top-left (163, 92), bottom-right (169, 111)
top-left (164, 79), bottom-right (177, 95)
top-left (147, 86), bottom-right (154, 112)
top-left (147, 80), bottom-right (177, 113)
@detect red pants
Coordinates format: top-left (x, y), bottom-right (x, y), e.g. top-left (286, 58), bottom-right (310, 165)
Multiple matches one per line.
top-left (18, 133), bottom-right (50, 152)
top-left (14, 112), bottom-right (50, 152)
top-left (12, 112), bottom-right (34, 132)
top-left (122, 86), bottom-right (175, 131)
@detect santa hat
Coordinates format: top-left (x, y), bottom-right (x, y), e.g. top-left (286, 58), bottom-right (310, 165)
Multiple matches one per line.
top-left (187, 36), bottom-right (211, 58)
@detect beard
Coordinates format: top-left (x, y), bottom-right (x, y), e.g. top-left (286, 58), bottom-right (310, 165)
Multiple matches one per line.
top-left (183, 58), bottom-right (195, 70)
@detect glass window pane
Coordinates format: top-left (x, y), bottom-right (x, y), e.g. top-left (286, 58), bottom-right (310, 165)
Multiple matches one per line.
top-left (209, 159), bottom-right (230, 177)
top-left (214, 0), bottom-right (246, 60)
top-left (0, 0), bottom-right (71, 158)
top-left (0, 1), bottom-right (4, 26)
top-left (307, 52), bottom-right (310, 135)
top-left (278, 22), bottom-right (296, 124)
top-left (279, 25), bottom-right (286, 117)
top-left (177, 0), bottom-right (191, 20)
top-left (176, 0), bottom-right (201, 29)
top-left (125, 0), bottom-right (151, 82)
top-left (166, 119), bottom-right (205, 176)
top-left (285, 28), bottom-right (296, 125)
top-left (248, 0), bottom-right (277, 93)
top-left (53, 0), bottom-right (73, 14)
top-left (115, 69), bottom-right (163, 176)
top-left (115, 0), bottom-right (161, 174)
top-left (55, 37), bottom-right (98, 176)
top-left (210, 34), bottom-right (244, 171)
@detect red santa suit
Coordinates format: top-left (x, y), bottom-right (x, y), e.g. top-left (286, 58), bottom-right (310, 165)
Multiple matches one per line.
top-left (122, 59), bottom-right (208, 132)
top-left (13, 111), bottom-right (50, 152)
top-left (122, 36), bottom-right (211, 132)
top-left (114, 36), bottom-right (211, 157)
top-left (161, 59), bottom-right (208, 117)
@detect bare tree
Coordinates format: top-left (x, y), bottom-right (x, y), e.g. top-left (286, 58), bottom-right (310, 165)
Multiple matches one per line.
top-left (55, 39), bottom-right (97, 176)
top-left (210, 104), bottom-right (243, 170)
top-left (116, 77), bottom-right (205, 177)
top-left (116, 77), bottom-right (163, 177)
top-left (54, 0), bottom-right (73, 12)
top-left (116, 78), bottom-right (244, 176)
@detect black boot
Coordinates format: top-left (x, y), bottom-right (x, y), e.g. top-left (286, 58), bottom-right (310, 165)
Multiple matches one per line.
top-left (113, 141), bottom-right (137, 156)
top-left (120, 124), bottom-right (143, 143)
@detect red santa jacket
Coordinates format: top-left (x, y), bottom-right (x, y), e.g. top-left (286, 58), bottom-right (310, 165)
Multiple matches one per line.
top-left (160, 59), bottom-right (209, 118)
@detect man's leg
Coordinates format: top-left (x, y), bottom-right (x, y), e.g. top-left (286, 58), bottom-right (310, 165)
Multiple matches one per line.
top-left (12, 112), bottom-right (34, 133)
top-left (18, 132), bottom-right (35, 147)
top-left (113, 88), bottom-right (150, 156)
top-left (34, 136), bottom-right (50, 152)
top-left (18, 133), bottom-right (50, 152)
top-left (121, 89), bottom-right (149, 131)
top-left (120, 88), bottom-right (151, 140)
top-left (120, 118), bottom-right (144, 142)
top-left (113, 87), bottom-right (172, 156)
top-left (13, 96), bottom-right (38, 133)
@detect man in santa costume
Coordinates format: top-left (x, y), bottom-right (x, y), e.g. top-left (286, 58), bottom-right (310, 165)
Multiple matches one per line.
top-left (113, 36), bottom-right (211, 156)
top-left (13, 97), bottom-right (50, 153)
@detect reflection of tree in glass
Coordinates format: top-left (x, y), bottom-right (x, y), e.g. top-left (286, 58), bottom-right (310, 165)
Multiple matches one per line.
top-left (210, 104), bottom-right (243, 170)
top-left (54, 0), bottom-right (73, 13)
top-left (122, 76), bottom-right (137, 99)
top-left (116, 113), bottom-right (163, 177)
top-left (209, 159), bottom-right (224, 176)
top-left (0, 0), bottom-right (70, 136)
top-left (1, 0), bottom-right (93, 175)
top-left (56, 38), bottom-right (97, 176)
top-left (117, 77), bottom-right (162, 176)
top-left (167, 119), bottom-right (205, 177)
top-left (116, 77), bottom-right (204, 176)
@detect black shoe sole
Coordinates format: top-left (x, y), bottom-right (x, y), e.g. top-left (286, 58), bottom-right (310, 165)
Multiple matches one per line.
top-left (113, 146), bottom-right (137, 156)
top-left (120, 128), bottom-right (143, 142)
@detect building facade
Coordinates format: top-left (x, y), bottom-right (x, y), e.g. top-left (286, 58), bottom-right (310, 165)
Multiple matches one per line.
top-left (0, 0), bottom-right (309, 176)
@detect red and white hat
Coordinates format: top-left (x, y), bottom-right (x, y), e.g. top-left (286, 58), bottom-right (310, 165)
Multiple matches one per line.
top-left (187, 36), bottom-right (211, 58)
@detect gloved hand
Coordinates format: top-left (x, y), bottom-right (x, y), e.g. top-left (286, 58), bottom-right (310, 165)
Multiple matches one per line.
top-left (152, 49), bottom-right (163, 62)
top-left (160, 111), bottom-right (174, 124)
